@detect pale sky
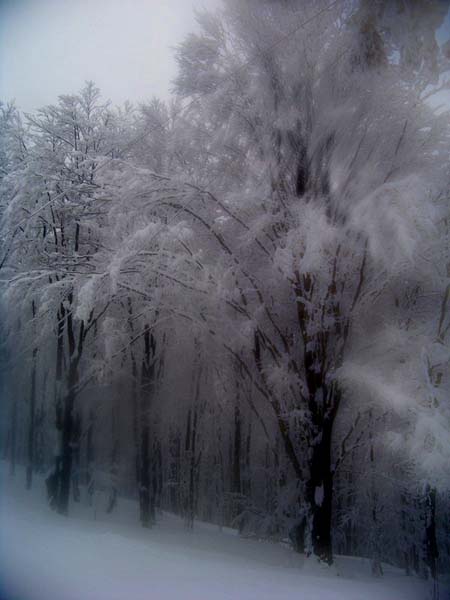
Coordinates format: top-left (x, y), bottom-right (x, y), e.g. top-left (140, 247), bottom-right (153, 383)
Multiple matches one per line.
top-left (1, 0), bottom-right (449, 113)
top-left (0, 0), bottom-right (221, 111)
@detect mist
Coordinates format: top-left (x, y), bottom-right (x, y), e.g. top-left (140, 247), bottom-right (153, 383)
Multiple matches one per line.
top-left (1, 1), bottom-right (449, 600)
top-left (0, 0), bottom-right (221, 110)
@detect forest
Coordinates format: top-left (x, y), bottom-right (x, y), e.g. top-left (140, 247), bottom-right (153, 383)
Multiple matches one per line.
top-left (0, 0), bottom-right (449, 598)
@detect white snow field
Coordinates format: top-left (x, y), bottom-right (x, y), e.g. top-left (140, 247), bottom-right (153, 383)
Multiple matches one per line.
top-left (0, 464), bottom-right (434, 600)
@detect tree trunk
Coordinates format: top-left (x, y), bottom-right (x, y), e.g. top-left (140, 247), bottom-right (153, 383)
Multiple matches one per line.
top-left (424, 484), bottom-right (439, 598)
top-left (86, 409), bottom-right (95, 505)
top-left (169, 428), bottom-right (181, 514)
top-left (57, 363), bottom-right (77, 515)
top-left (126, 297), bottom-right (140, 493)
top-left (369, 410), bottom-right (383, 577)
top-left (155, 438), bottom-right (163, 513)
top-left (149, 438), bottom-right (158, 523)
top-left (26, 315), bottom-right (37, 490)
top-left (139, 424), bottom-right (151, 527)
top-left (71, 412), bottom-right (81, 502)
top-left (9, 399), bottom-right (17, 478)
top-left (139, 324), bottom-right (156, 527)
top-left (294, 266), bottom-right (342, 564)
top-left (305, 418), bottom-right (334, 564)
top-left (46, 307), bottom-right (64, 511)
top-left (56, 296), bottom-right (83, 516)
top-left (244, 422), bottom-right (252, 499)
top-left (187, 408), bottom-right (198, 529)
top-left (232, 402), bottom-right (242, 496)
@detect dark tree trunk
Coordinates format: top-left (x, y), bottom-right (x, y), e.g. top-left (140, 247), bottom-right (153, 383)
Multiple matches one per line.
top-left (149, 438), bottom-right (157, 523)
top-left (184, 406), bottom-right (197, 529)
top-left (345, 450), bottom-right (355, 556)
top-left (26, 302), bottom-right (38, 489)
top-left (155, 438), bottom-right (163, 513)
top-left (139, 324), bottom-right (156, 528)
top-left (106, 437), bottom-right (119, 514)
top-left (424, 484), bottom-right (438, 588)
top-left (232, 402), bottom-right (242, 496)
top-left (169, 428), bottom-right (181, 514)
top-left (184, 407), bottom-right (192, 521)
top-left (244, 422), bottom-right (252, 498)
top-left (35, 370), bottom-right (49, 473)
top-left (9, 399), bottom-right (17, 477)
top-left (57, 364), bottom-right (77, 515)
top-left (46, 305), bottom-right (65, 510)
top-left (126, 297), bottom-right (140, 492)
top-left (306, 417), bottom-right (334, 564)
top-left (187, 407), bottom-right (198, 527)
top-left (71, 412), bottom-right (81, 502)
top-left (267, 382), bottom-right (336, 562)
top-left (400, 491), bottom-right (410, 575)
top-left (184, 361), bottom-right (201, 529)
top-left (86, 409), bottom-right (95, 505)
top-left (369, 411), bottom-right (383, 577)
top-left (55, 297), bottom-right (83, 516)
top-left (294, 265), bottom-right (342, 564)
top-left (139, 425), bottom-right (151, 527)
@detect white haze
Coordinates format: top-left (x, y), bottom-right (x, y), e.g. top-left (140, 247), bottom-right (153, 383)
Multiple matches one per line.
top-left (0, 0), bottom-right (221, 111)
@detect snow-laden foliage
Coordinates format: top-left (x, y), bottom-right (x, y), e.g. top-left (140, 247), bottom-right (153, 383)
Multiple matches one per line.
top-left (1, 0), bottom-right (449, 586)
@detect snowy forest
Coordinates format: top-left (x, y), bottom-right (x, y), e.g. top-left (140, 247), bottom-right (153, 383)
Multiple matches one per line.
top-left (1, 1), bottom-right (450, 598)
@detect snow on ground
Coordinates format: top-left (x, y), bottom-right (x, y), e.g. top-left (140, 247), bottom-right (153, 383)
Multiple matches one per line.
top-left (0, 464), bottom-right (433, 600)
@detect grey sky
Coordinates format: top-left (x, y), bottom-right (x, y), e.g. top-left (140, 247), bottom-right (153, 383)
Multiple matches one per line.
top-left (1, 0), bottom-right (449, 113)
top-left (0, 0), bottom-right (221, 111)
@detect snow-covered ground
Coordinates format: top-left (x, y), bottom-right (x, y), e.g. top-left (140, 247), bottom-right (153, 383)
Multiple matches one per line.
top-left (0, 464), bottom-right (435, 600)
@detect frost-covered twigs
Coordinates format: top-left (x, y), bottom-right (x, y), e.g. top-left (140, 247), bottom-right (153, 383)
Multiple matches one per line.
top-left (1, 0), bottom-right (449, 582)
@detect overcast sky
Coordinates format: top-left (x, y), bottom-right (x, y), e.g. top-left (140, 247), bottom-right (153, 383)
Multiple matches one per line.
top-left (0, 0), bottom-right (221, 112)
top-left (1, 0), bottom-right (450, 114)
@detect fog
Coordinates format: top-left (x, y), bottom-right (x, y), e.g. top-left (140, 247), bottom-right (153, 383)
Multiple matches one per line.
top-left (0, 0), bottom-right (221, 111)
top-left (0, 1), bottom-right (449, 599)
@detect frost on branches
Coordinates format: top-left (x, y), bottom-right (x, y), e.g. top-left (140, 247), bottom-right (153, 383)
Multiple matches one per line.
top-left (0, 0), bottom-right (449, 592)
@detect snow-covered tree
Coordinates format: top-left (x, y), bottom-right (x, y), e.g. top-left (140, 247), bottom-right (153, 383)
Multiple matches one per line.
top-left (1, 0), bottom-right (449, 584)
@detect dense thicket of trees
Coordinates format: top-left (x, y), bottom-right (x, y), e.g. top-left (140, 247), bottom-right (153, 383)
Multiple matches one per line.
top-left (1, 0), bottom-right (449, 589)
